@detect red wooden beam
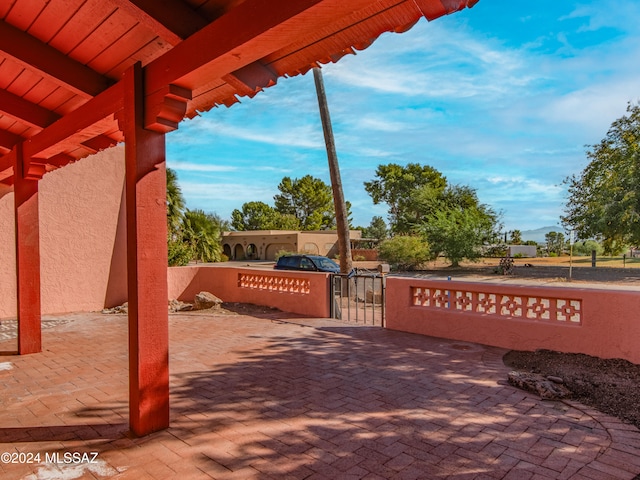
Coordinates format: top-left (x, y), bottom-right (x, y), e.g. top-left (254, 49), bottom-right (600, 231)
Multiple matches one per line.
top-left (0, 20), bottom-right (112, 97)
top-left (13, 144), bottom-right (42, 354)
top-left (0, 129), bottom-right (22, 152)
top-left (0, 88), bottom-right (61, 128)
top-left (23, 82), bottom-right (124, 160)
top-left (222, 62), bottom-right (278, 98)
top-left (109, 0), bottom-right (209, 45)
top-left (144, 0), bottom-right (326, 96)
top-left (414, 0), bottom-right (479, 20)
top-left (81, 135), bottom-right (119, 154)
top-left (144, 84), bottom-right (191, 133)
top-left (122, 62), bottom-right (170, 436)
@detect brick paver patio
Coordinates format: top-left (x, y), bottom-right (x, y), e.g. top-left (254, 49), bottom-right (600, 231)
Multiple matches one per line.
top-left (0, 310), bottom-right (639, 479)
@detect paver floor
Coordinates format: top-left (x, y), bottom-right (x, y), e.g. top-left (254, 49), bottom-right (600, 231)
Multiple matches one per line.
top-left (0, 311), bottom-right (639, 479)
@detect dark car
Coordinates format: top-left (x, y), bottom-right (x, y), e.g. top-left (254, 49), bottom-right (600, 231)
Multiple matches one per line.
top-left (274, 254), bottom-right (340, 273)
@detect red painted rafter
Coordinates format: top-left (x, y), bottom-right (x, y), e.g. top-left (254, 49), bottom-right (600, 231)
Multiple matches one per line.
top-left (0, 129), bottom-right (23, 151)
top-left (144, 0), bottom-right (327, 95)
top-left (0, 20), bottom-right (112, 97)
top-left (81, 134), bottom-right (119, 154)
top-left (0, 89), bottom-right (61, 128)
top-left (0, 149), bottom-right (12, 173)
top-left (6, 0), bottom-right (480, 176)
top-left (109, 0), bottom-right (209, 45)
top-left (23, 82), bottom-right (125, 160)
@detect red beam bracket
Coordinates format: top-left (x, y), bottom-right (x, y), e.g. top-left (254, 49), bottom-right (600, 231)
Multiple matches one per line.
top-left (222, 62), bottom-right (278, 98)
top-left (144, 84), bottom-right (192, 133)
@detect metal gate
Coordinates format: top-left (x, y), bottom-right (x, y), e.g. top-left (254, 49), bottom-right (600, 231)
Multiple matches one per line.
top-left (330, 269), bottom-right (385, 326)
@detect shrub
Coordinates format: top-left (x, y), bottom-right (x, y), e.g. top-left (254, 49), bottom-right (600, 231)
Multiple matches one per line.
top-left (572, 240), bottom-right (604, 256)
top-left (168, 238), bottom-right (192, 266)
top-left (378, 236), bottom-right (431, 271)
top-left (274, 250), bottom-right (296, 260)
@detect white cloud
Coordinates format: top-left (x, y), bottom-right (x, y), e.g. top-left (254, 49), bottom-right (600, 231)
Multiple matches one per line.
top-left (192, 118), bottom-right (323, 149)
top-left (169, 161), bottom-right (238, 172)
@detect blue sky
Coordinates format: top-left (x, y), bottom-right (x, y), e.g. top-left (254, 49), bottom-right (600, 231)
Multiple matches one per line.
top-left (166, 0), bottom-right (640, 232)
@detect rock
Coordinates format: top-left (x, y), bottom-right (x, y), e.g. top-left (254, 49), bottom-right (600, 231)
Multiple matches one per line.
top-left (365, 289), bottom-right (383, 304)
top-left (194, 291), bottom-right (223, 310)
top-left (169, 299), bottom-right (193, 313)
top-left (101, 302), bottom-right (128, 314)
top-left (547, 375), bottom-right (564, 384)
top-left (507, 371), bottom-right (571, 400)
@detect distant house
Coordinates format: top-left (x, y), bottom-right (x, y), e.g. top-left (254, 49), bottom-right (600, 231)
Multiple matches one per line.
top-left (222, 230), bottom-right (363, 261)
top-left (507, 245), bottom-right (537, 258)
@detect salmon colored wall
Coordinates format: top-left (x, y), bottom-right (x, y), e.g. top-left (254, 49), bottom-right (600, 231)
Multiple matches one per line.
top-left (168, 265), bottom-right (331, 318)
top-left (386, 277), bottom-right (640, 364)
top-left (0, 147), bottom-right (127, 319)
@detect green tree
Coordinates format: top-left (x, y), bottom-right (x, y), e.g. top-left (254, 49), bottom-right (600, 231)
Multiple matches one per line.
top-left (364, 163), bottom-right (446, 233)
top-left (166, 168), bottom-right (190, 266)
top-left (182, 209), bottom-right (223, 263)
top-left (419, 203), bottom-right (497, 267)
top-left (378, 235), bottom-right (431, 271)
top-left (361, 216), bottom-right (388, 241)
top-left (509, 230), bottom-right (523, 245)
top-left (572, 240), bottom-right (604, 256)
top-left (545, 231), bottom-right (565, 256)
top-left (274, 175), bottom-right (336, 230)
top-left (563, 102), bottom-right (640, 246)
top-left (166, 168), bottom-right (185, 234)
top-left (231, 201), bottom-right (300, 231)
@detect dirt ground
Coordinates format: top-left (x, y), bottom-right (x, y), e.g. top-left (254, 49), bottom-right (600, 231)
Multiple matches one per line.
top-left (416, 256), bottom-right (640, 285)
top-left (416, 260), bottom-right (640, 430)
top-left (503, 349), bottom-right (640, 430)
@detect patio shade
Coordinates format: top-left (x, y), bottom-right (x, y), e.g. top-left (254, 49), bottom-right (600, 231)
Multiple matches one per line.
top-left (0, 0), bottom-right (478, 183)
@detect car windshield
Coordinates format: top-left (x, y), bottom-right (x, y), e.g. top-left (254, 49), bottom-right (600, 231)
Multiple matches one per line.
top-left (314, 257), bottom-right (339, 269)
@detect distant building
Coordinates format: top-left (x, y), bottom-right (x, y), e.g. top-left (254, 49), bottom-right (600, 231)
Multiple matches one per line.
top-left (507, 245), bottom-right (537, 258)
top-left (222, 230), bottom-right (363, 261)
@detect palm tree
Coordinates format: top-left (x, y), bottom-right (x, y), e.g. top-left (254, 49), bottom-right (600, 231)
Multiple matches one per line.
top-left (166, 168), bottom-right (185, 236)
top-left (312, 67), bottom-right (352, 274)
top-left (182, 209), bottom-right (223, 263)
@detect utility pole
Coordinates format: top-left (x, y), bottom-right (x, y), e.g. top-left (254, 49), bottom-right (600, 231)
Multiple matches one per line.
top-left (312, 67), bottom-right (352, 274)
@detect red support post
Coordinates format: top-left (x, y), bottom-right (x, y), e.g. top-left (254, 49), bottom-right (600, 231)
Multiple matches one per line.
top-left (13, 144), bottom-right (42, 354)
top-left (122, 63), bottom-right (170, 436)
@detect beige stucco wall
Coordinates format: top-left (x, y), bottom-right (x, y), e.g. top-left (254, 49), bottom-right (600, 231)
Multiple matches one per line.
top-left (223, 230), bottom-right (362, 261)
top-left (0, 146), bottom-right (127, 319)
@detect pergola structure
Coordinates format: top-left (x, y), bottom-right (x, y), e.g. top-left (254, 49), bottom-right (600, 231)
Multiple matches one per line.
top-left (0, 0), bottom-right (478, 436)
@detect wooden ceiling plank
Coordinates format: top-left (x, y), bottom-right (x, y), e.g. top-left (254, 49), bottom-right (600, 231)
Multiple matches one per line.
top-left (0, 57), bottom-right (25, 90)
top-left (0, 88), bottom-right (60, 128)
top-left (264, 0), bottom-right (419, 75)
top-left (105, 36), bottom-right (172, 79)
top-left (109, 0), bottom-right (209, 45)
top-left (27, 0), bottom-right (86, 43)
top-left (87, 25), bottom-right (157, 74)
top-left (6, 66), bottom-right (43, 97)
top-left (66, 10), bottom-right (137, 73)
top-left (47, 1), bottom-right (117, 55)
top-left (4, 0), bottom-right (46, 31)
top-left (0, 19), bottom-right (113, 97)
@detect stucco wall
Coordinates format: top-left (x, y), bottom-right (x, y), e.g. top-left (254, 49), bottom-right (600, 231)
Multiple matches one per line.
top-left (386, 277), bottom-right (640, 364)
top-left (168, 265), bottom-right (331, 318)
top-left (0, 146), bottom-right (127, 319)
